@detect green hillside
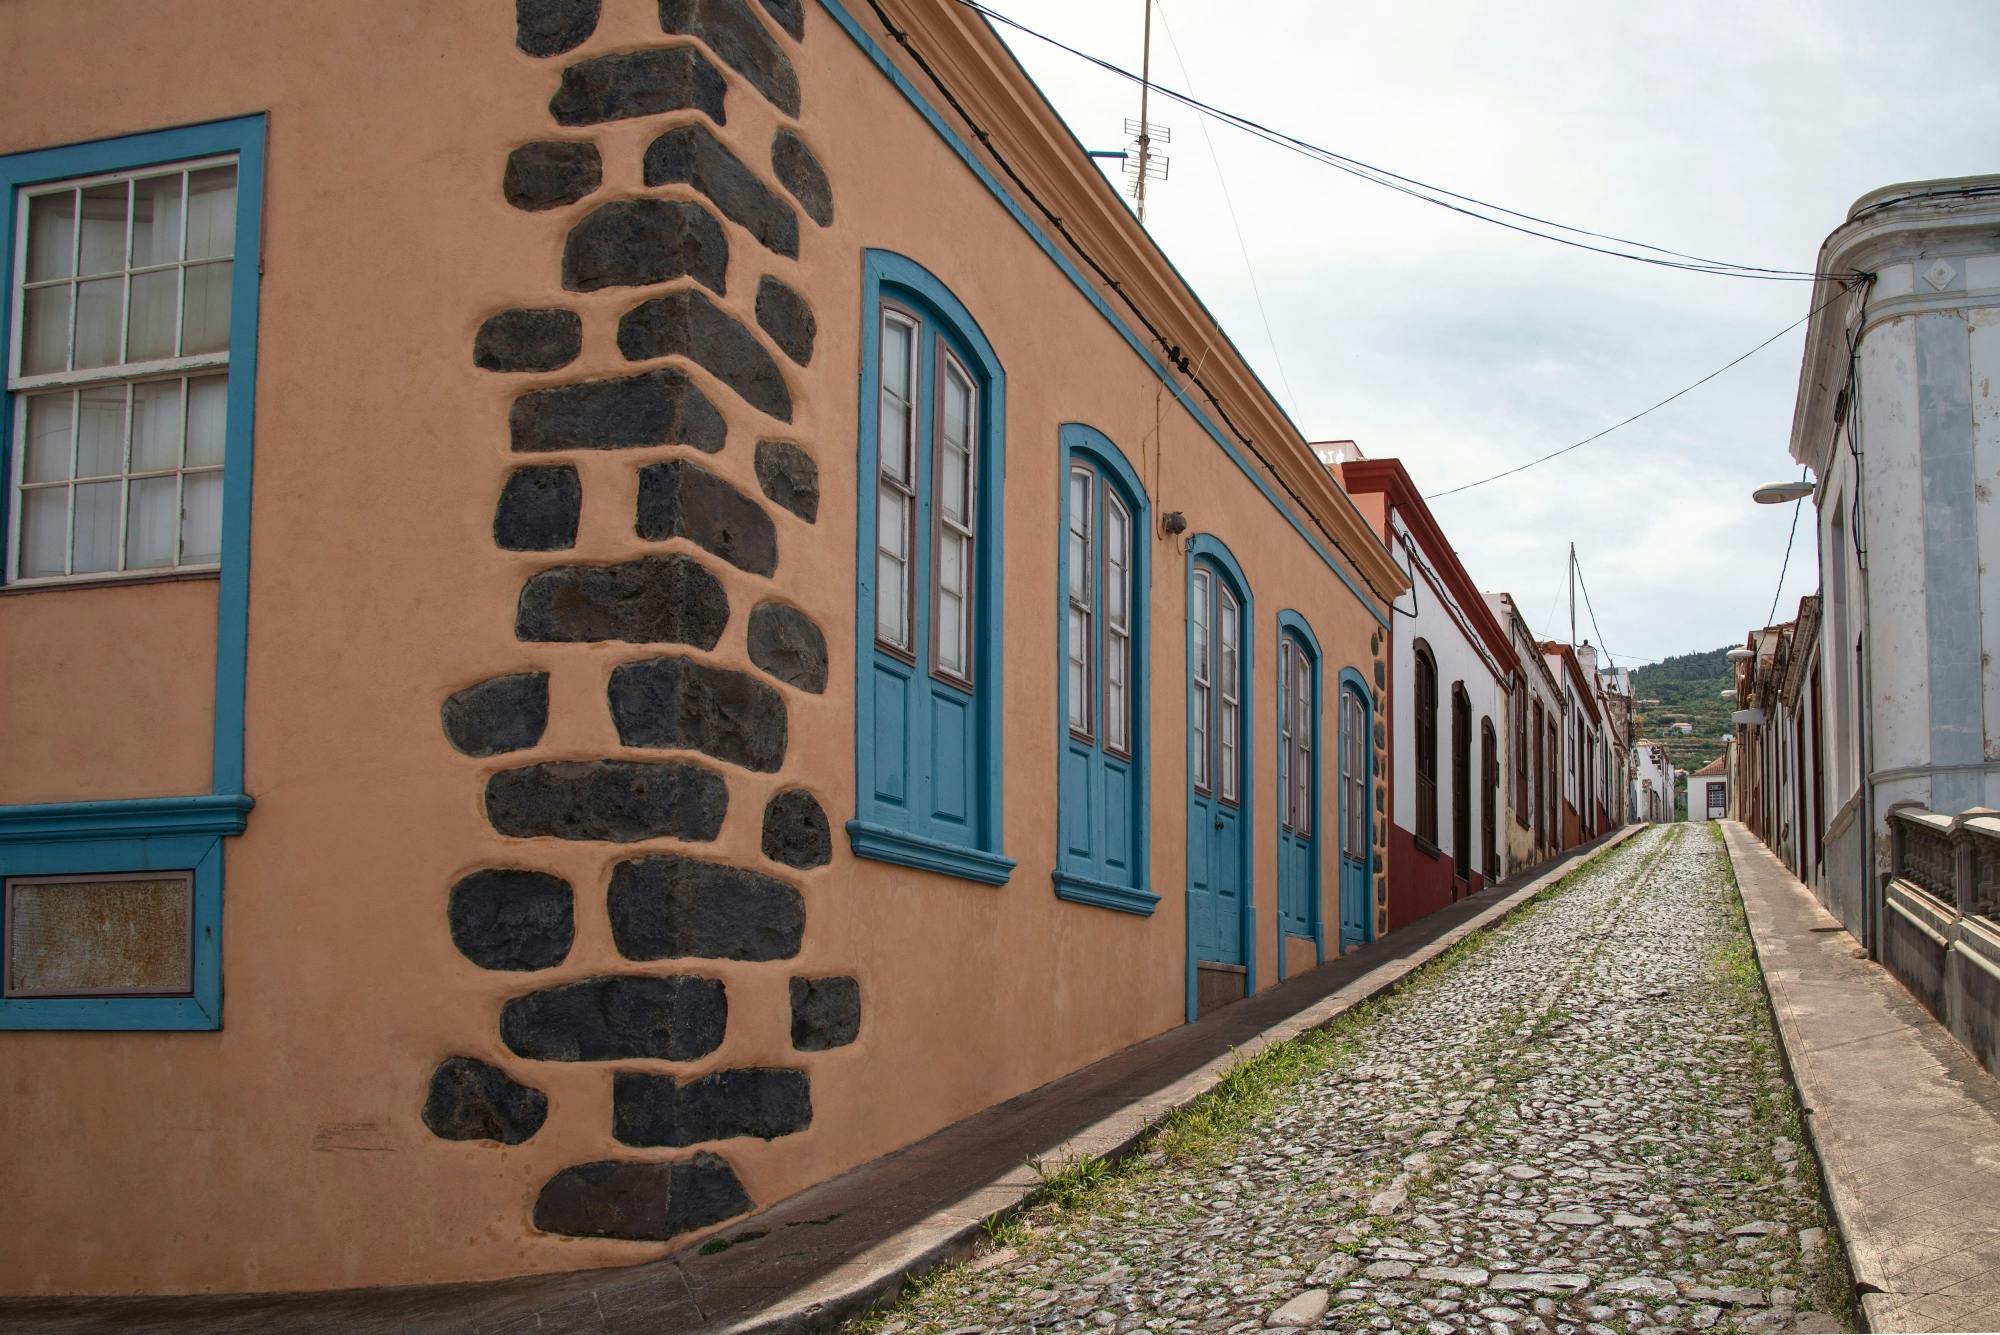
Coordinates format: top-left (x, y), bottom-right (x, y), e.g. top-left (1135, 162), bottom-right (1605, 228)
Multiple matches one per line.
top-left (1631, 646), bottom-right (1735, 779)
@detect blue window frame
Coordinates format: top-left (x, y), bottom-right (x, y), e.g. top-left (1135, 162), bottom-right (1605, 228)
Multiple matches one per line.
top-left (849, 250), bottom-right (1012, 884)
top-left (0, 116), bottom-right (264, 1030)
top-left (1054, 424), bottom-right (1152, 915)
top-left (1275, 611), bottom-right (1321, 972)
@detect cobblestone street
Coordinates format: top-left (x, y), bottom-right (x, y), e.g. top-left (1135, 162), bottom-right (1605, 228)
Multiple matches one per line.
top-left (857, 826), bottom-right (1851, 1335)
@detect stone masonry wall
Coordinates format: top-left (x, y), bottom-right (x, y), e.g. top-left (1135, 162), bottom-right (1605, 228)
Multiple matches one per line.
top-left (425, 0), bottom-right (851, 1245)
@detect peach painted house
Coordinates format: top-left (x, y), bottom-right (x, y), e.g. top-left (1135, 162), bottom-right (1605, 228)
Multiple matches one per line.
top-left (0, 0), bottom-right (1405, 1300)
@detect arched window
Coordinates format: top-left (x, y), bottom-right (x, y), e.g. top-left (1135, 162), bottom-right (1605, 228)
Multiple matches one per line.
top-left (1413, 642), bottom-right (1439, 848)
top-left (851, 251), bottom-right (1012, 885)
top-left (1451, 682), bottom-right (1472, 880)
top-left (1277, 612), bottom-right (1321, 950)
top-left (1055, 425), bottom-right (1152, 914)
top-left (1481, 717), bottom-right (1499, 881)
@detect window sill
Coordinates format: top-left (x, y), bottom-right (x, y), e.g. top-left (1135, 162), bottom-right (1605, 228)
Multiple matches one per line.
top-left (1052, 868), bottom-right (1159, 916)
top-left (847, 819), bottom-right (1015, 885)
top-left (0, 568), bottom-right (221, 598)
top-left (1413, 835), bottom-right (1442, 859)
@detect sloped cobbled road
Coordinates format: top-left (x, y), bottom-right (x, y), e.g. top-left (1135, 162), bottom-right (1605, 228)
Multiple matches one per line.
top-left (859, 825), bottom-right (1851, 1335)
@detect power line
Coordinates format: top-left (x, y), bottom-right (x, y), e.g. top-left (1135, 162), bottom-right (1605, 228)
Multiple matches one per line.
top-left (1150, 0), bottom-right (1303, 424)
top-left (1424, 281), bottom-right (1861, 500)
top-left (860, 0), bottom-right (1405, 610)
top-left (1572, 551), bottom-right (1615, 663)
top-left (963, 0), bottom-right (1860, 283)
top-left (1764, 483), bottom-right (1807, 630)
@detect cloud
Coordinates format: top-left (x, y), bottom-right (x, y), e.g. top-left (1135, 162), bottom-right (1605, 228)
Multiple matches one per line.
top-left (988, 0), bottom-right (2000, 661)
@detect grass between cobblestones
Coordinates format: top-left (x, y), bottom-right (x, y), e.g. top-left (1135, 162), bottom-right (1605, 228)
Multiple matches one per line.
top-left (849, 834), bottom-right (1650, 1330)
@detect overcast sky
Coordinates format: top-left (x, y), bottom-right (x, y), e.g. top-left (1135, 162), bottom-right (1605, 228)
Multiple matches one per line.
top-left (988, 0), bottom-right (2000, 667)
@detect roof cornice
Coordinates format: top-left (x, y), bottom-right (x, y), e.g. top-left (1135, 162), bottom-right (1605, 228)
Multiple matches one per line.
top-left (863, 0), bottom-right (1408, 606)
top-left (1343, 458), bottom-right (1519, 675)
top-left (1791, 177), bottom-right (2000, 474)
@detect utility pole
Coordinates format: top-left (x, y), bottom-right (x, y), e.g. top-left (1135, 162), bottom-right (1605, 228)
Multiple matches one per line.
top-left (1134, 0), bottom-right (1154, 224)
top-left (1568, 542), bottom-right (1577, 647)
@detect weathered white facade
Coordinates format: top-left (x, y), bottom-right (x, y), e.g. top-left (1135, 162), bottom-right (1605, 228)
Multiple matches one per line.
top-left (1486, 592), bottom-right (1566, 872)
top-left (1632, 741), bottom-right (1674, 824)
top-left (1789, 174), bottom-right (2000, 948)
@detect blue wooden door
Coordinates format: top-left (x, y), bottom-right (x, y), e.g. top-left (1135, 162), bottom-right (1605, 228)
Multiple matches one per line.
top-left (1276, 633), bottom-right (1317, 945)
top-left (1188, 563), bottom-right (1246, 967)
top-left (1338, 682), bottom-right (1372, 951)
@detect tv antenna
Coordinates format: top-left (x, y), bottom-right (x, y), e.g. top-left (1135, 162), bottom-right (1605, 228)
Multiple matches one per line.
top-left (1126, 1), bottom-right (1169, 221)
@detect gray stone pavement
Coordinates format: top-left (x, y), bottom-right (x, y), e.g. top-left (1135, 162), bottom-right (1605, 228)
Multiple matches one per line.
top-left (860, 824), bottom-right (1851, 1335)
top-left (1724, 820), bottom-right (2000, 1334)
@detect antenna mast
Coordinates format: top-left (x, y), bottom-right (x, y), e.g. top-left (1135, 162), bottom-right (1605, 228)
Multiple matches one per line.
top-left (1122, 1), bottom-right (1168, 222)
top-left (1135, 0), bottom-right (1153, 223)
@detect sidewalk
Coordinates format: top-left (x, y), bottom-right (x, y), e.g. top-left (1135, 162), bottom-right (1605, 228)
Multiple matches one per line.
top-left (0, 827), bottom-right (1642, 1335)
top-left (1723, 821), bottom-right (2000, 1334)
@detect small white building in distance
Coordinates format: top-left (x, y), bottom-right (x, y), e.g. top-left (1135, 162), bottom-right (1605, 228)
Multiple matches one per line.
top-left (1686, 756), bottom-right (1729, 823)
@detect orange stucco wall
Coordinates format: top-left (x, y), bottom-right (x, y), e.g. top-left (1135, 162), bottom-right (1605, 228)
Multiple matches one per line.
top-left (0, 0), bottom-right (1389, 1297)
top-left (0, 579), bottom-right (215, 803)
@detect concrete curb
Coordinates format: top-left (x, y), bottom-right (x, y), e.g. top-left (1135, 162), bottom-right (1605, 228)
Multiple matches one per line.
top-left (726, 822), bottom-right (1650, 1333)
top-left (1718, 821), bottom-right (1881, 1333)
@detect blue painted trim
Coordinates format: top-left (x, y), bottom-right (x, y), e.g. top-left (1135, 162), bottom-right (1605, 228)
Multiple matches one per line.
top-left (1184, 533), bottom-right (1255, 1021)
top-left (1339, 667), bottom-right (1378, 950)
top-left (1053, 869), bottom-right (1160, 916)
top-left (0, 794), bottom-right (252, 843)
top-left (1275, 610), bottom-right (1323, 979)
top-left (0, 834), bottom-right (223, 1030)
top-left (814, 0), bottom-right (1389, 630)
top-left (0, 116), bottom-right (265, 1031)
top-left (1054, 423), bottom-right (1151, 914)
top-left (849, 249), bottom-right (1011, 884)
top-left (847, 819), bottom-right (1016, 885)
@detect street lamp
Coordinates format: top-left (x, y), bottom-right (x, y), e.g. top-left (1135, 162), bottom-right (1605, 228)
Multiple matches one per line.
top-left (1727, 647), bottom-right (1754, 664)
top-left (1752, 479), bottom-right (1814, 504)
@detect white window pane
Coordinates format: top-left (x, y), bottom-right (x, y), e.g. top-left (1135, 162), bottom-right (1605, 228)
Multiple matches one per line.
top-left (1068, 653), bottom-right (1086, 730)
top-left (180, 470), bottom-right (223, 565)
top-left (940, 439), bottom-right (969, 525)
top-left (936, 527), bottom-right (968, 603)
top-left (875, 551), bottom-right (907, 644)
top-left (185, 166), bottom-right (236, 261)
top-left (22, 393), bottom-right (74, 484)
top-left (127, 268), bottom-right (179, 362)
top-left (71, 479), bottom-right (119, 573)
top-left (73, 276), bottom-right (124, 370)
top-left (20, 284), bottom-right (72, 376)
top-left (130, 379), bottom-right (184, 472)
top-left (131, 173), bottom-right (185, 268)
top-left (943, 365), bottom-right (972, 450)
top-left (125, 475), bottom-right (178, 569)
top-left (1068, 524), bottom-right (1087, 603)
top-left (19, 487), bottom-right (68, 578)
top-left (878, 485), bottom-right (909, 560)
top-left (882, 314), bottom-right (910, 386)
top-left (878, 393), bottom-right (910, 483)
top-left (181, 260), bottom-right (232, 354)
top-left (75, 386), bottom-right (126, 478)
top-left (77, 183), bottom-right (127, 277)
top-left (25, 192), bottom-right (75, 282)
top-left (938, 588), bottom-right (965, 675)
top-left (1194, 684), bottom-right (1210, 787)
top-left (185, 375), bottom-right (227, 466)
